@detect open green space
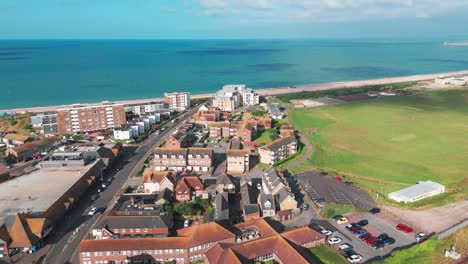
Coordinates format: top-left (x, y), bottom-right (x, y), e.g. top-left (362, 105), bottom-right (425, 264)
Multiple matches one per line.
top-left (320, 203), bottom-right (355, 218)
top-left (308, 245), bottom-right (348, 264)
top-left (254, 128), bottom-right (279, 144)
top-left (289, 89), bottom-right (468, 193)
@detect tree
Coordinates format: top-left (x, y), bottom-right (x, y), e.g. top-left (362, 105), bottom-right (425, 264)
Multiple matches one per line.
top-left (23, 124), bottom-right (32, 130)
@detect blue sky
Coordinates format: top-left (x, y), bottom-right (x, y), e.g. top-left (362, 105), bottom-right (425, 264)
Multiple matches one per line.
top-left (1, 0), bottom-right (468, 39)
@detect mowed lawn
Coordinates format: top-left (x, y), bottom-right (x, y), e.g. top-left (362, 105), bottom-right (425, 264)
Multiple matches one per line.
top-left (289, 88), bottom-right (468, 188)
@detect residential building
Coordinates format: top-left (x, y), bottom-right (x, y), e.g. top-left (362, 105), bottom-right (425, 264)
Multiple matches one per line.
top-left (215, 174), bottom-right (235, 193)
top-left (209, 121), bottom-right (255, 142)
top-left (79, 222), bottom-right (235, 264)
top-left (213, 192), bottom-right (229, 221)
top-left (142, 170), bottom-right (175, 194)
top-left (152, 148), bottom-right (188, 172)
top-left (259, 194), bottom-right (276, 217)
top-left (209, 122), bottom-right (230, 138)
top-left (5, 136), bottom-right (60, 163)
top-left (240, 181), bottom-right (260, 221)
top-left (92, 195), bottom-right (173, 239)
top-left (113, 125), bottom-right (139, 141)
top-left (212, 85), bottom-right (243, 111)
top-left (125, 102), bottom-right (168, 115)
top-left (1, 134), bottom-right (34, 148)
top-left (258, 136), bottom-right (297, 165)
top-left (175, 177), bottom-right (204, 202)
top-left (164, 92), bottom-right (190, 110)
top-left (226, 149), bottom-right (250, 174)
top-left (388, 181), bottom-right (446, 203)
top-left (268, 103), bottom-right (284, 119)
top-left (56, 101), bottom-right (126, 134)
top-left (165, 131), bottom-right (193, 149)
top-left (241, 88), bottom-right (260, 106)
top-left (187, 148), bottom-right (214, 172)
top-left (30, 112), bottom-right (58, 134)
top-left (279, 124), bottom-right (295, 137)
top-left (281, 226), bottom-right (326, 248)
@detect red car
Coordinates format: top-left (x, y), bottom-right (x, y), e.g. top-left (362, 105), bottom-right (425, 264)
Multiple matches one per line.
top-left (396, 224), bottom-right (413, 233)
top-left (366, 237), bottom-right (378, 245)
top-left (335, 177), bottom-right (343, 182)
top-left (350, 226), bottom-right (362, 234)
top-left (360, 233), bottom-right (372, 241)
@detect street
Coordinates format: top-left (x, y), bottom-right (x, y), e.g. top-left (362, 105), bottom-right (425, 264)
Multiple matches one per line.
top-left (38, 106), bottom-right (201, 264)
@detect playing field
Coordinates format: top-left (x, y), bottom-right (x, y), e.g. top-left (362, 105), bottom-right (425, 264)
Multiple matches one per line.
top-left (289, 88), bottom-right (468, 190)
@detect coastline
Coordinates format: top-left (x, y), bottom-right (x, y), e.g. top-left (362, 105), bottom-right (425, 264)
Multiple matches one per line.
top-left (2, 69), bottom-right (468, 113)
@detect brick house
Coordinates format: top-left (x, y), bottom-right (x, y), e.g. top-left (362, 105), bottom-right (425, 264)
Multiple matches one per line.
top-left (165, 132), bottom-right (193, 149)
top-left (175, 176), bottom-right (204, 202)
top-left (5, 136), bottom-right (60, 163)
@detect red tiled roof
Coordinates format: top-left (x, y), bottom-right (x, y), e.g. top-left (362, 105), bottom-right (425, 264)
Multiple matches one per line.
top-left (234, 218), bottom-right (279, 238)
top-left (184, 176), bottom-right (204, 190)
top-left (177, 222), bottom-right (235, 247)
top-left (80, 237), bottom-right (190, 252)
top-left (281, 226), bottom-right (325, 246)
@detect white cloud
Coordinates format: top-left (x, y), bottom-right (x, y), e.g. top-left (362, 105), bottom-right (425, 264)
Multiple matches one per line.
top-left (193, 0), bottom-right (468, 23)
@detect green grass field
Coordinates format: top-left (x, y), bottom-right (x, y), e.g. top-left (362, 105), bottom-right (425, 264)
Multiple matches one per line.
top-left (308, 245), bottom-right (348, 264)
top-left (289, 88), bottom-right (468, 191)
top-left (254, 128), bottom-right (279, 144)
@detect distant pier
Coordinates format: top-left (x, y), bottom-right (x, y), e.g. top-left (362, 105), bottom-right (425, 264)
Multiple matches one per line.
top-left (444, 41), bottom-right (468, 46)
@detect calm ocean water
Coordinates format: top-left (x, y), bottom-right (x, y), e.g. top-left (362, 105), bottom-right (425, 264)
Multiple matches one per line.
top-left (1, 39), bottom-right (468, 109)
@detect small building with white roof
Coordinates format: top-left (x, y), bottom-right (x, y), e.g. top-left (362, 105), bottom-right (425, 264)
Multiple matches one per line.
top-left (388, 180), bottom-right (445, 203)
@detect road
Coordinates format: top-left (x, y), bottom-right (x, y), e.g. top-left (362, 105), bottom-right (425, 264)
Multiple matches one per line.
top-left (41, 105), bottom-right (202, 264)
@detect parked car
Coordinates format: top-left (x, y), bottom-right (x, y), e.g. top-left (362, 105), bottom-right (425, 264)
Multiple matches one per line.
top-left (357, 219), bottom-right (368, 226)
top-left (366, 237), bottom-right (378, 245)
top-left (396, 224), bottom-right (413, 233)
top-left (344, 181), bottom-right (354, 185)
top-left (332, 215), bottom-right (343, 221)
top-left (328, 237), bottom-right (342, 245)
top-left (313, 197), bottom-right (325, 203)
top-left (369, 207), bottom-right (381, 214)
top-left (377, 233), bottom-right (390, 241)
top-left (320, 229), bottom-right (333, 236)
top-left (338, 243), bottom-right (353, 252)
top-left (384, 237), bottom-right (396, 245)
top-left (90, 194), bottom-right (98, 201)
top-left (184, 219), bottom-right (191, 228)
top-left (345, 223), bottom-right (357, 230)
top-left (371, 241), bottom-right (385, 249)
top-left (88, 206), bottom-right (98, 216)
top-left (335, 177), bottom-right (343, 182)
top-left (343, 250), bottom-right (357, 258)
top-left (337, 217), bottom-right (349, 224)
top-left (360, 233), bottom-right (372, 241)
top-left (350, 226), bottom-right (362, 234)
top-left (347, 254), bottom-right (363, 263)
top-left (415, 232), bottom-right (429, 243)
top-left (355, 229), bottom-right (367, 237)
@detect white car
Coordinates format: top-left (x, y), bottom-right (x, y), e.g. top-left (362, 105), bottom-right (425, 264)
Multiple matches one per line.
top-left (348, 254), bottom-right (363, 263)
top-left (88, 206), bottom-right (98, 216)
top-left (184, 220), bottom-right (191, 228)
top-left (320, 229), bottom-right (333, 236)
top-left (327, 237), bottom-right (342, 245)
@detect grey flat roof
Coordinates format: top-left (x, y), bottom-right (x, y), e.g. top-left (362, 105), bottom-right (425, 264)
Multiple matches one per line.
top-left (388, 181), bottom-right (445, 201)
top-left (0, 160), bottom-right (99, 225)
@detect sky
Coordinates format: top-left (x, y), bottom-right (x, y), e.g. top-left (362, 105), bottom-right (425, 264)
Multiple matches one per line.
top-left (1, 0), bottom-right (468, 39)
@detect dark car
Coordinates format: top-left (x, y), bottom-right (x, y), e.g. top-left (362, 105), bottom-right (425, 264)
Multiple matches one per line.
top-left (343, 250), bottom-right (357, 258)
top-left (360, 233), bottom-right (372, 241)
top-left (357, 219), bottom-right (369, 226)
top-left (313, 197), bottom-right (325, 203)
top-left (350, 226), bottom-right (362, 234)
top-left (344, 181), bottom-right (354, 185)
top-left (384, 237), bottom-right (396, 245)
top-left (332, 215), bottom-right (343, 221)
top-left (377, 233), bottom-right (389, 241)
top-left (369, 207), bottom-right (381, 214)
top-left (345, 223), bottom-right (357, 230)
top-left (371, 241), bottom-right (385, 249)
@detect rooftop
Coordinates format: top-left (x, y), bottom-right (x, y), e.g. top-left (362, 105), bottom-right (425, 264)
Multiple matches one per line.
top-left (262, 135), bottom-right (296, 152)
top-left (388, 181), bottom-right (445, 201)
top-left (0, 159), bottom-right (102, 226)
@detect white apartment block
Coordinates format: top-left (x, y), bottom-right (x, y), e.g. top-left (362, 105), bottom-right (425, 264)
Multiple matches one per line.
top-left (164, 92), bottom-right (190, 111)
top-left (212, 85), bottom-right (259, 111)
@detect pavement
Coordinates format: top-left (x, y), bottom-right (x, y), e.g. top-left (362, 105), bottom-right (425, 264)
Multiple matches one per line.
top-left (4, 106), bottom-right (203, 264)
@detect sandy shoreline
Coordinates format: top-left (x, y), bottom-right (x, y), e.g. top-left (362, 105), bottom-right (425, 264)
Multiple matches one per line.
top-left (2, 70), bottom-right (468, 113)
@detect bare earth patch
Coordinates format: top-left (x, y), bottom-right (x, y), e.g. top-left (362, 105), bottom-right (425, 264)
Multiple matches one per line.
top-left (382, 199), bottom-right (468, 233)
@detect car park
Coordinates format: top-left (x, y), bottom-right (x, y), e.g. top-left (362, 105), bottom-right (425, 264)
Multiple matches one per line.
top-left (338, 243), bottom-right (353, 252)
top-left (337, 217), bottom-right (349, 224)
top-left (369, 207), bottom-right (381, 214)
top-left (357, 219), bottom-right (368, 226)
top-left (328, 237), bottom-right (342, 244)
top-left (355, 229), bottom-right (367, 237)
top-left (320, 229), bottom-right (333, 236)
top-left (348, 254), bottom-right (363, 263)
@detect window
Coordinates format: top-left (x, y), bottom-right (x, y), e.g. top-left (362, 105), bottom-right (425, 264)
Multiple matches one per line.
top-left (136, 228), bottom-right (140, 233)
top-left (143, 228), bottom-right (148, 233)
top-left (121, 228), bottom-right (126, 233)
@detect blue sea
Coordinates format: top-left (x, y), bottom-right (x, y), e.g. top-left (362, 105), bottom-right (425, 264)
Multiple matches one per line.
top-left (1, 39), bottom-right (468, 109)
